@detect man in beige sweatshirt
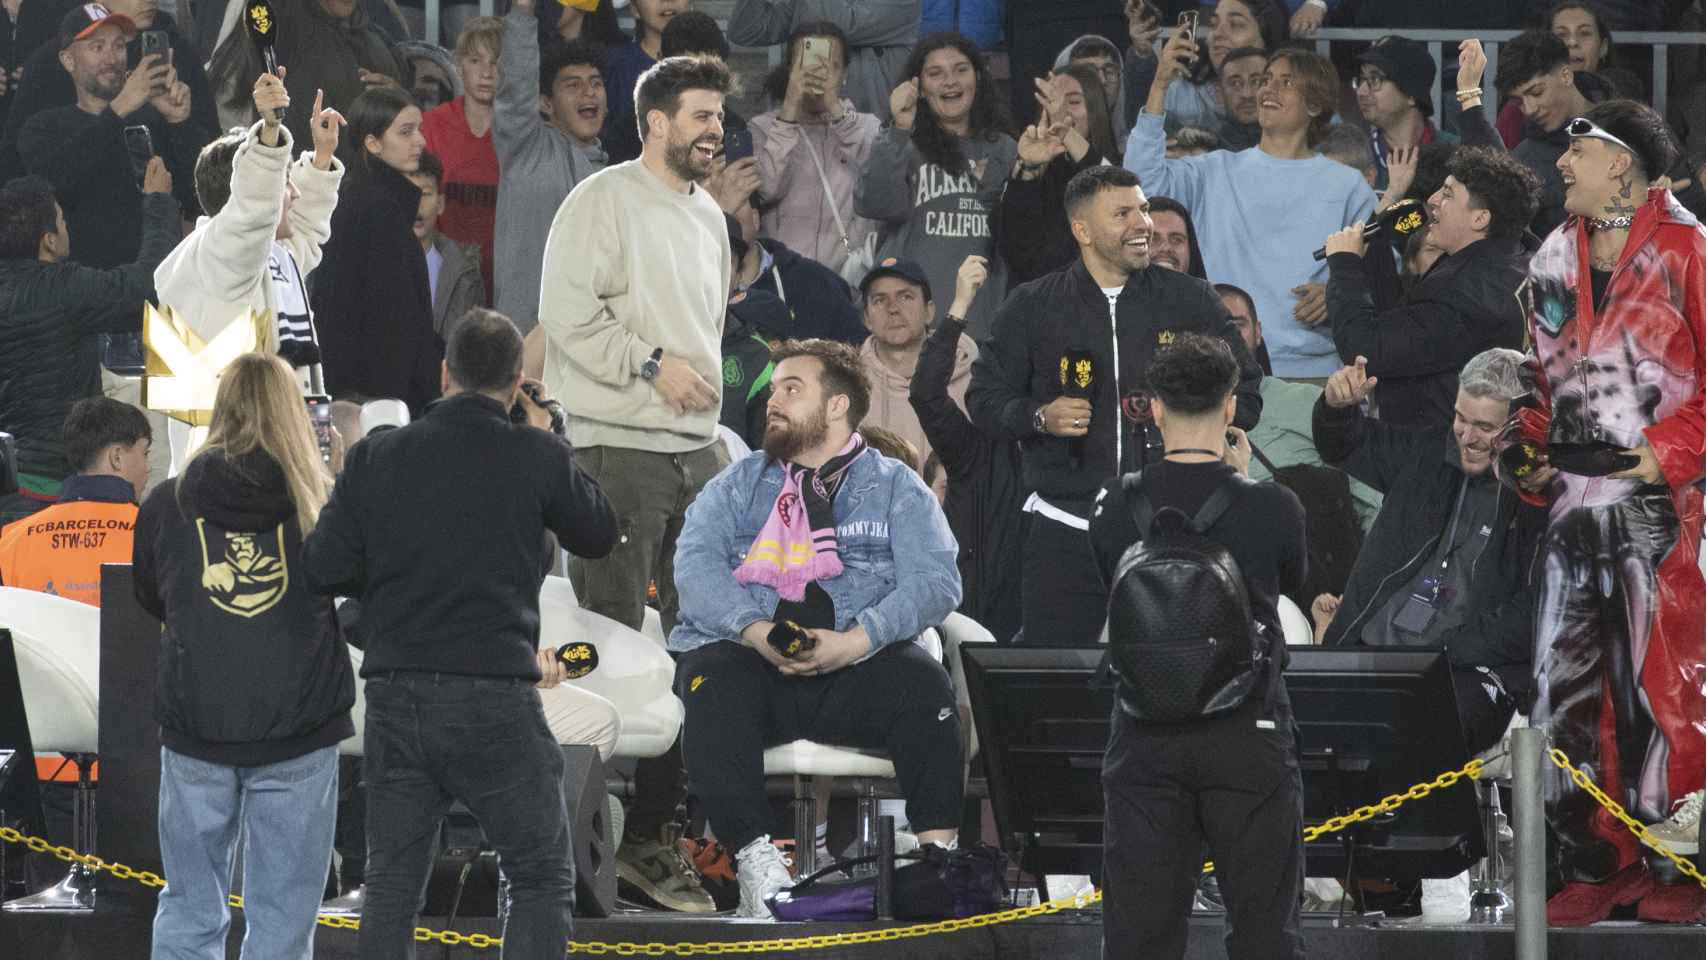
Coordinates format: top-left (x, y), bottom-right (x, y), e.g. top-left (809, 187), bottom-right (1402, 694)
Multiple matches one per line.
top-left (537, 54), bottom-right (734, 914)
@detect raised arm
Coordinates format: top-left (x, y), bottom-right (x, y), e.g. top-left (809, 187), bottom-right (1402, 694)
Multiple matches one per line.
top-left (494, 3), bottom-right (546, 165)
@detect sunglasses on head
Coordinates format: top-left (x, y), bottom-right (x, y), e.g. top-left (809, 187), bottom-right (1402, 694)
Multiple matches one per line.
top-left (1565, 117), bottom-right (1636, 156)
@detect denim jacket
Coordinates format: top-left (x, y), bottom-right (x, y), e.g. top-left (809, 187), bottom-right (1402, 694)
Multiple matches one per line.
top-left (669, 449), bottom-right (962, 654)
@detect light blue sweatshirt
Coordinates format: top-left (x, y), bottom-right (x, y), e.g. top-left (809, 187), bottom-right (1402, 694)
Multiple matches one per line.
top-left (1123, 111), bottom-right (1376, 378)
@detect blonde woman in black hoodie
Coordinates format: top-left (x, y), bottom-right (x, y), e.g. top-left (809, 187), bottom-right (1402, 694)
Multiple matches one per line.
top-left (133, 352), bottom-right (355, 960)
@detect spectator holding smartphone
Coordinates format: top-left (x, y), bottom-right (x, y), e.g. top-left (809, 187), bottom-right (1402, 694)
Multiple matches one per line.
top-left (0, 0), bottom-right (217, 183)
top-left (749, 23), bottom-right (880, 276)
top-left (17, 5), bottom-right (210, 270)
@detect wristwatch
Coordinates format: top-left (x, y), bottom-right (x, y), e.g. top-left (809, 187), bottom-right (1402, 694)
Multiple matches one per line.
top-left (1032, 404), bottom-right (1048, 435)
top-left (640, 348), bottom-right (663, 381)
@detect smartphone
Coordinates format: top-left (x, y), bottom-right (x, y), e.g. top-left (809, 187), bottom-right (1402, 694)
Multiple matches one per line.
top-left (1177, 9), bottom-right (1199, 40)
top-left (306, 395), bottom-right (334, 464)
top-left (128, 29), bottom-right (172, 70)
top-left (122, 125), bottom-right (155, 187)
top-left (724, 128), bottom-right (754, 164)
top-left (801, 35), bottom-right (832, 73)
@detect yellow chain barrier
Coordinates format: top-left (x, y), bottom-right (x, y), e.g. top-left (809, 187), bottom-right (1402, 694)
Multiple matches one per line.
top-left (1547, 747), bottom-right (1706, 892)
top-left (0, 755), bottom-right (1491, 954)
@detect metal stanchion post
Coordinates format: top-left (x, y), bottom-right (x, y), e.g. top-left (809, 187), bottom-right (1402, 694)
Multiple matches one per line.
top-left (1513, 726), bottom-right (1546, 959)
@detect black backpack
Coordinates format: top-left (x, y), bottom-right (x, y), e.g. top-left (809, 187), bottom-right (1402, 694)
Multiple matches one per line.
top-left (1105, 471), bottom-right (1265, 722)
top-left (1248, 443), bottom-right (1363, 611)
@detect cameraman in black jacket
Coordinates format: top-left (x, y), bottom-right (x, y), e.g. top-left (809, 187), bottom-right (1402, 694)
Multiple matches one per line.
top-left (967, 165), bottom-right (1261, 646)
top-left (304, 309), bottom-right (616, 959)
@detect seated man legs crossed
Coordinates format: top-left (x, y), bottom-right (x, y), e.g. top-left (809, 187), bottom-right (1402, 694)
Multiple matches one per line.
top-left (667, 339), bottom-right (966, 918)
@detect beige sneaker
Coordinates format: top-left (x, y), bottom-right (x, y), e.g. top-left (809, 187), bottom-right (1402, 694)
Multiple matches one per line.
top-left (616, 824), bottom-right (716, 913)
top-left (1646, 788), bottom-right (1702, 856)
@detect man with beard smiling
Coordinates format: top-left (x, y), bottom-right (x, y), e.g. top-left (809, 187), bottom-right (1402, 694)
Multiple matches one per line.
top-left (1308, 348), bottom-right (1543, 766)
top-left (17, 4), bottom-right (208, 273)
top-left (968, 165), bottom-right (1261, 647)
top-left (670, 337), bottom-right (962, 919)
top-left (537, 52), bottom-right (731, 914)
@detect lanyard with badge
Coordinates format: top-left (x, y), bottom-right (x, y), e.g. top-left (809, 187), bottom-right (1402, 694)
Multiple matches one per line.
top-left (1393, 480), bottom-right (1470, 636)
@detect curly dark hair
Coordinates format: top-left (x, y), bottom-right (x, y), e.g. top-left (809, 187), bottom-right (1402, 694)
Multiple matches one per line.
top-left (1496, 30), bottom-right (1571, 94)
top-left (1586, 99), bottom-right (1681, 182)
top-left (1448, 146), bottom-right (1540, 240)
top-left (1405, 141), bottom-right (1459, 205)
top-left (903, 32), bottom-right (1012, 176)
top-left (0, 175), bottom-right (60, 259)
top-left (1146, 333), bottom-right (1239, 416)
top-left (541, 38), bottom-right (605, 97)
top-left (771, 338), bottom-right (872, 429)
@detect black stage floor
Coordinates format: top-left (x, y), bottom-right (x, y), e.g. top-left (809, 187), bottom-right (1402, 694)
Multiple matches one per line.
top-left (4, 899), bottom-right (1705, 959)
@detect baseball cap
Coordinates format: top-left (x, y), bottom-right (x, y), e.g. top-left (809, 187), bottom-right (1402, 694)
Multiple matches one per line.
top-left (858, 257), bottom-right (932, 303)
top-left (1356, 36), bottom-right (1437, 117)
top-left (59, 4), bottom-right (138, 49)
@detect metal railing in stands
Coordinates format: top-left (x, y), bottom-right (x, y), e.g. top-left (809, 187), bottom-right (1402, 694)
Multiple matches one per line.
top-left (1191, 27), bottom-right (1706, 120)
top-left (409, 9), bottom-right (1703, 118)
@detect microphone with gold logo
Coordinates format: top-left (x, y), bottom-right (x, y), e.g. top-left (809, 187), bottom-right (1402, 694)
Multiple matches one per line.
top-left (1059, 349), bottom-right (1095, 469)
top-left (1312, 198), bottom-right (1426, 261)
top-left (554, 641), bottom-right (600, 679)
top-left (245, 0), bottom-right (283, 123)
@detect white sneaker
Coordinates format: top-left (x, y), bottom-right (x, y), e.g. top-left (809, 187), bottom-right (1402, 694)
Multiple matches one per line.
top-left (735, 835), bottom-right (794, 919)
top-left (1647, 788), bottom-right (1703, 855)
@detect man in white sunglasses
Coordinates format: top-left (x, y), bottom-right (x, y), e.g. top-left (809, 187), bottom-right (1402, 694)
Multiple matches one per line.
top-left (1511, 98), bottom-right (1706, 927)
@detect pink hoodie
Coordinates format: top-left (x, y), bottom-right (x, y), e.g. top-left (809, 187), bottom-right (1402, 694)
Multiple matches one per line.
top-left (859, 332), bottom-right (978, 468)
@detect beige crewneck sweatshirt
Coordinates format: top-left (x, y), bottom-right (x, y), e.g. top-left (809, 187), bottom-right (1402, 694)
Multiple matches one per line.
top-left (538, 159), bottom-right (731, 451)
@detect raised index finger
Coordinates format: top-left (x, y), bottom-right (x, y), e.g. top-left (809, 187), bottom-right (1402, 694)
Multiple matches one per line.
top-left (312, 87), bottom-right (324, 117)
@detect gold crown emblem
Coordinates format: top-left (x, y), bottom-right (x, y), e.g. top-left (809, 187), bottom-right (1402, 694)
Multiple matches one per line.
top-left (1158, 330), bottom-right (1176, 345)
top-left (142, 304), bottom-right (271, 427)
top-left (247, 3), bottom-right (272, 33)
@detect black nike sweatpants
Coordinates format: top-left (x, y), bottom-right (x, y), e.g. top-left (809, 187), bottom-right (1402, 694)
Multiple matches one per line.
top-left (676, 640), bottom-right (964, 854)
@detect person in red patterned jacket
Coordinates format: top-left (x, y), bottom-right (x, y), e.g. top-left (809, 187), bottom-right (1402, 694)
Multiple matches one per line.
top-left (1509, 99), bottom-right (1706, 927)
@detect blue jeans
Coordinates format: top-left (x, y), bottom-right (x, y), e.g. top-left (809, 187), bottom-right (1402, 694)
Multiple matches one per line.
top-left (152, 745), bottom-right (339, 960)
top-left (358, 673), bottom-right (571, 960)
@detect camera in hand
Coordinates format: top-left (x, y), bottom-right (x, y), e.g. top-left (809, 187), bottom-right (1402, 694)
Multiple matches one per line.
top-left (554, 641), bottom-right (600, 679)
top-left (510, 381), bottom-right (566, 436)
top-left (767, 620), bottom-right (817, 659)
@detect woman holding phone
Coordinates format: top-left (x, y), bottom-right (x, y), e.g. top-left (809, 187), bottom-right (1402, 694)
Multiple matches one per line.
top-left (855, 32), bottom-right (1015, 339)
top-left (1161, 0), bottom-right (1289, 132)
top-left (134, 352), bottom-right (353, 960)
top-left (750, 22), bottom-right (881, 275)
top-left (312, 86), bottom-right (440, 416)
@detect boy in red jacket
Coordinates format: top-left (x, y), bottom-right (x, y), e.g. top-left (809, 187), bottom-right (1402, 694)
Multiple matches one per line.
top-left (422, 16), bottom-right (502, 305)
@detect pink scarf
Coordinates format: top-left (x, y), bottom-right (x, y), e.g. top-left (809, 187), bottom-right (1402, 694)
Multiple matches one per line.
top-left (735, 435), bottom-right (866, 601)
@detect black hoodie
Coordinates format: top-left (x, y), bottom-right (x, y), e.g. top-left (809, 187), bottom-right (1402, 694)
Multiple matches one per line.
top-left (134, 449), bottom-right (355, 767)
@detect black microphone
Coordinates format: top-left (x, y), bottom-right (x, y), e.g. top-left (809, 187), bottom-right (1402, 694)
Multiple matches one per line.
top-left (245, 0), bottom-right (283, 123)
top-left (554, 641), bottom-right (599, 679)
top-left (767, 620), bottom-right (817, 660)
top-left (1060, 350), bottom-right (1095, 469)
top-left (1312, 198), bottom-right (1427, 261)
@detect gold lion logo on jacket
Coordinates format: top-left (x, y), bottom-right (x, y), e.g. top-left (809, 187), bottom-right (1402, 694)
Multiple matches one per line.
top-left (197, 520), bottom-right (288, 617)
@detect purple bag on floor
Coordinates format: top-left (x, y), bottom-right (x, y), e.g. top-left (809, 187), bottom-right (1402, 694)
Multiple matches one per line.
top-left (766, 844), bottom-right (1009, 922)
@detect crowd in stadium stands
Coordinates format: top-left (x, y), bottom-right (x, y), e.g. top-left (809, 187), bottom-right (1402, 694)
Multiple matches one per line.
top-left (2, 0), bottom-right (1705, 948)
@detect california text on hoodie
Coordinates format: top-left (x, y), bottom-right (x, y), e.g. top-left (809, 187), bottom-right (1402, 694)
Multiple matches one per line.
top-left (537, 160), bottom-right (731, 453)
top-left (855, 127), bottom-right (1018, 340)
top-left (860, 330), bottom-right (976, 468)
top-left (133, 449), bottom-right (355, 767)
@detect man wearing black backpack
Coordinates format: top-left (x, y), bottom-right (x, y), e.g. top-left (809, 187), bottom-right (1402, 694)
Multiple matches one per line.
top-left (1308, 347), bottom-right (1543, 757)
top-left (1088, 334), bottom-right (1307, 960)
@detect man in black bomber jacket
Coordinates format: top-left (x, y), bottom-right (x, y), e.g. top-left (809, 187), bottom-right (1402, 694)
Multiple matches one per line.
top-left (966, 166), bottom-right (1261, 647)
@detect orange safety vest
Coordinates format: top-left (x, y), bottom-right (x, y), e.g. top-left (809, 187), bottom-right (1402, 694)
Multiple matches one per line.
top-left (0, 499), bottom-right (138, 607)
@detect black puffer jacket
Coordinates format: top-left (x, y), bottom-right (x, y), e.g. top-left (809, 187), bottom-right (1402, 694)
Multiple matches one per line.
top-left (1313, 397), bottom-right (1545, 705)
top-left (1326, 235), bottom-right (1531, 432)
top-left (134, 449), bottom-right (355, 767)
top-left (0, 192), bottom-right (176, 482)
top-left (911, 316), bottom-right (1026, 643)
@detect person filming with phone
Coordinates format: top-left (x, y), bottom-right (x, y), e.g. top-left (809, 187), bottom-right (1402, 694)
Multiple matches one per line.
top-left (16, 4), bottom-right (211, 273)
